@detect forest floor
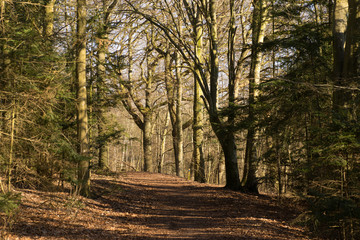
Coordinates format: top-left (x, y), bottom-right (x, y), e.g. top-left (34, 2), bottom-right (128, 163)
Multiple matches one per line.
top-left (4, 172), bottom-right (316, 240)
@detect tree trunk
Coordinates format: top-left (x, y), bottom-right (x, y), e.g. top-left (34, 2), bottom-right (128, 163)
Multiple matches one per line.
top-left (143, 113), bottom-right (153, 172)
top-left (207, 0), bottom-right (241, 190)
top-left (1, 0), bottom-right (12, 191)
top-left (97, 35), bottom-right (108, 169)
top-left (242, 0), bottom-right (268, 193)
top-left (276, 139), bottom-right (282, 200)
top-left (163, 47), bottom-right (185, 177)
top-left (333, 0), bottom-right (348, 80)
top-left (7, 104), bottom-right (15, 192)
top-left (164, 50), bottom-right (177, 170)
top-left (209, 0), bottom-right (219, 111)
top-left (96, 0), bottom-right (113, 170)
top-left (193, 74), bottom-right (205, 182)
top-left (43, 0), bottom-right (56, 39)
top-left (120, 29), bottom-right (156, 173)
top-left (228, 0), bottom-right (236, 123)
top-left (158, 112), bottom-right (170, 173)
top-left (143, 42), bottom-right (154, 172)
top-left (332, 0), bottom-right (349, 115)
top-left (193, 8), bottom-right (205, 182)
top-left (76, 0), bottom-right (90, 197)
top-left (174, 51), bottom-right (184, 177)
top-left (216, 128), bottom-right (241, 190)
top-left (343, 0), bottom-right (360, 78)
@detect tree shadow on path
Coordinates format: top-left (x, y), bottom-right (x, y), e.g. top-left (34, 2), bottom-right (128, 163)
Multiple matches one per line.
top-left (91, 172), bottom-right (312, 240)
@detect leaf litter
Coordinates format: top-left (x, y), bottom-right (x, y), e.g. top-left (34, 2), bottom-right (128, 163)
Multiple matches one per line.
top-left (5, 172), bottom-right (318, 239)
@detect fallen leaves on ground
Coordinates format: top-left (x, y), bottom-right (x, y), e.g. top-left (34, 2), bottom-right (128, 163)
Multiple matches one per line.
top-left (4, 172), bottom-right (317, 239)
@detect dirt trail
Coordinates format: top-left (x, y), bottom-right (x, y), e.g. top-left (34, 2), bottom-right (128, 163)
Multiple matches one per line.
top-left (10, 172), bottom-right (312, 239)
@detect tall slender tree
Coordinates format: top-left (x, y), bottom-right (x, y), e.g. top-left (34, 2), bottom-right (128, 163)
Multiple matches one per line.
top-left (76, 0), bottom-right (90, 196)
top-left (192, 2), bottom-right (205, 182)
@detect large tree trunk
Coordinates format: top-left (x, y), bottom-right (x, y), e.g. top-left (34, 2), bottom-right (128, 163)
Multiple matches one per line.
top-left (213, 125), bottom-right (241, 190)
top-left (76, 0), bottom-right (90, 197)
top-left (207, 0), bottom-right (241, 189)
top-left (242, 0), bottom-right (268, 193)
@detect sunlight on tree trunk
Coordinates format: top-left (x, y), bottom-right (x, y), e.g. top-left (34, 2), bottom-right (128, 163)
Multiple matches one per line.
top-left (174, 51), bottom-right (185, 177)
top-left (242, 0), bottom-right (269, 193)
top-left (143, 36), bottom-right (155, 172)
top-left (43, 0), bottom-right (56, 39)
top-left (76, 0), bottom-right (90, 197)
top-left (193, 9), bottom-right (205, 182)
top-left (158, 112), bottom-right (170, 173)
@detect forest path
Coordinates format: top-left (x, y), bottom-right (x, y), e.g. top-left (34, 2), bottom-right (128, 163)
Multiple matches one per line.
top-left (10, 172), bottom-right (312, 239)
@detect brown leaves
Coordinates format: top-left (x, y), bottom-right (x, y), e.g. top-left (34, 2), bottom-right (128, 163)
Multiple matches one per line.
top-left (7, 172), bottom-right (314, 239)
